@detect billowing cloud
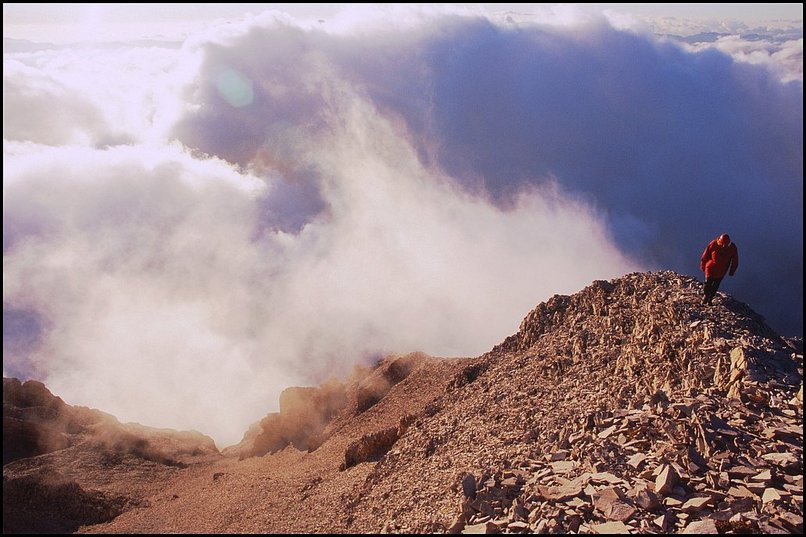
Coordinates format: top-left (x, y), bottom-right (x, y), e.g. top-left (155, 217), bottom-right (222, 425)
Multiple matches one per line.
top-left (174, 12), bottom-right (802, 334)
top-left (3, 7), bottom-right (802, 446)
top-left (685, 35), bottom-right (803, 83)
top-left (3, 43), bottom-right (198, 145)
top-left (3, 59), bottom-right (123, 146)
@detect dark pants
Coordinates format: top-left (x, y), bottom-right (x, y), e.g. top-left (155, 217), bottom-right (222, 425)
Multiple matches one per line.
top-left (703, 276), bottom-right (723, 304)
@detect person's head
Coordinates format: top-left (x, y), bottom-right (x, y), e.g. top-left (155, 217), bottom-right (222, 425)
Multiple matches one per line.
top-left (717, 233), bottom-right (731, 247)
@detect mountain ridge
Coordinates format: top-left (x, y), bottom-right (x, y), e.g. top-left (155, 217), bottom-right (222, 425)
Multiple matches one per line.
top-left (3, 270), bottom-right (802, 534)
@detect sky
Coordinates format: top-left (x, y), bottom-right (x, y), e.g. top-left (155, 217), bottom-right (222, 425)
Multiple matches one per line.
top-left (3, 4), bottom-right (803, 447)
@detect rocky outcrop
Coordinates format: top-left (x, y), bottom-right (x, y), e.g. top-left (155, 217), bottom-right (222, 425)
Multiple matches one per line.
top-left (491, 272), bottom-right (796, 401)
top-left (341, 415), bottom-right (416, 470)
top-left (3, 378), bottom-right (115, 465)
top-left (3, 377), bottom-right (218, 467)
top-left (344, 271), bottom-right (803, 533)
top-left (355, 353), bottom-right (428, 413)
top-left (230, 379), bottom-right (348, 458)
top-left (3, 378), bottom-right (219, 533)
top-left (232, 353), bottom-right (430, 459)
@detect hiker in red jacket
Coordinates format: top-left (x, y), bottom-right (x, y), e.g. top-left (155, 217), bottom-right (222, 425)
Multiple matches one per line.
top-left (700, 233), bottom-right (739, 304)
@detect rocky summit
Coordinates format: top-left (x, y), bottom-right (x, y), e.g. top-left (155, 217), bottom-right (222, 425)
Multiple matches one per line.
top-left (3, 271), bottom-right (802, 534)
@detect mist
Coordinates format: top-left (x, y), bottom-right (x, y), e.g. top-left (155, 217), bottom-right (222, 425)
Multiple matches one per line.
top-left (3, 7), bottom-right (802, 447)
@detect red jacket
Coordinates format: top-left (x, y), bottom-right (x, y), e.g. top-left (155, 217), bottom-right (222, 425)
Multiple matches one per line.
top-left (701, 239), bottom-right (739, 279)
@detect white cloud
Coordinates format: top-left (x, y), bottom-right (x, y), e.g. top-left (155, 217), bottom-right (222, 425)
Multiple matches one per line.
top-left (4, 44), bottom-right (200, 145)
top-left (684, 35), bottom-right (803, 83)
top-left (4, 143), bottom-right (274, 444)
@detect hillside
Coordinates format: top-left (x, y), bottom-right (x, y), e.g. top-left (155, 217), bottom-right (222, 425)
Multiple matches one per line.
top-left (3, 271), bottom-right (802, 534)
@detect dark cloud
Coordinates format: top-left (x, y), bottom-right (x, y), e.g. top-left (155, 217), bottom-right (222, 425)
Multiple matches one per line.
top-left (174, 15), bottom-right (802, 335)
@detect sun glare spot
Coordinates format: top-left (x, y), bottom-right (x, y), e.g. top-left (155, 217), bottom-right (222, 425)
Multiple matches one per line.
top-left (214, 67), bottom-right (255, 108)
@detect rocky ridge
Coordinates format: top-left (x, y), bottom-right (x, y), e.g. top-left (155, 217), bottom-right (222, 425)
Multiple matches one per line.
top-left (340, 271), bottom-right (803, 533)
top-left (2, 378), bottom-right (218, 533)
top-left (3, 271), bottom-right (803, 534)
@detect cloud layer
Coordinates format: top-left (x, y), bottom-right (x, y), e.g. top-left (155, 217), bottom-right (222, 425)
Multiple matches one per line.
top-left (3, 8), bottom-right (802, 446)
